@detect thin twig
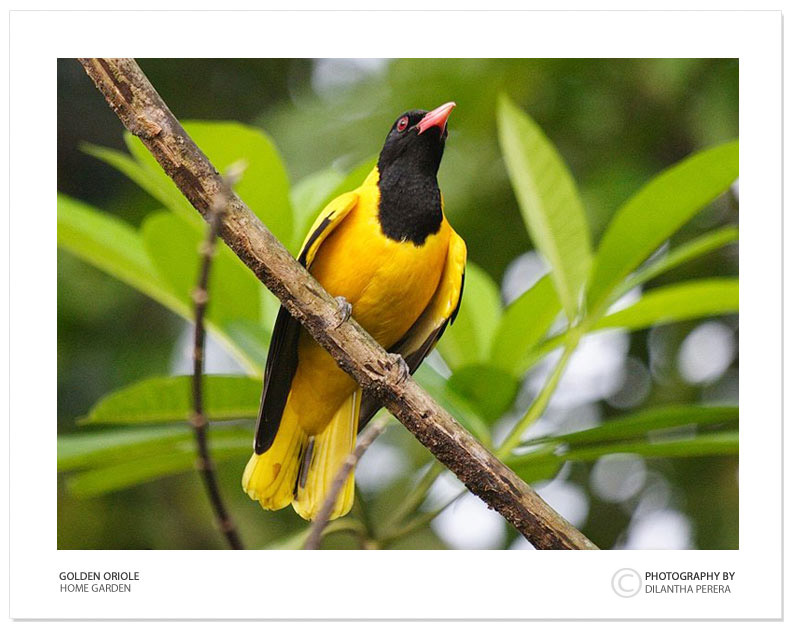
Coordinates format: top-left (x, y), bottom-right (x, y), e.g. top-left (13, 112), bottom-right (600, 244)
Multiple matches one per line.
top-left (497, 339), bottom-right (579, 457)
top-left (353, 483), bottom-right (377, 541)
top-left (381, 488), bottom-right (467, 545)
top-left (78, 58), bottom-right (598, 550)
top-left (381, 461), bottom-right (444, 535)
top-left (190, 163), bottom-right (246, 551)
top-left (303, 416), bottom-right (390, 550)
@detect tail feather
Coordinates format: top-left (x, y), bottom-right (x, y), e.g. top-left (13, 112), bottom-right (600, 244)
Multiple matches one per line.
top-left (292, 390), bottom-right (361, 521)
top-left (242, 405), bottom-right (307, 511)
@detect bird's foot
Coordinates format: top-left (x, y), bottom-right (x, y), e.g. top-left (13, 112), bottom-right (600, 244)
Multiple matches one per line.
top-left (332, 295), bottom-right (352, 328)
top-left (387, 353), bottom-right (411, 384)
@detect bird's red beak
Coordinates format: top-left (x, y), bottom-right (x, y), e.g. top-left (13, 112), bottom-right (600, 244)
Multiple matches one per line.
top-left (417, 101), bottom-right (456, 135)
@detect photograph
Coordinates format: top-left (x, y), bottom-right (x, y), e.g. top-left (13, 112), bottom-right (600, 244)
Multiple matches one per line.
top-left (57, 56), bottom-right (739, 552)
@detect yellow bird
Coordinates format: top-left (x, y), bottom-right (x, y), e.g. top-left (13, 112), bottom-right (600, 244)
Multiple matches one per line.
top-left (243, 102), bottom-right (467, 521)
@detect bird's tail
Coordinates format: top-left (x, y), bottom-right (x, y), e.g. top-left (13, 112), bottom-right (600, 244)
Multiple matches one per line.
top-left (242, 390), bottom-right (361, 521)
top-left (292, 390), bottom-right (361, 521)
top-left (242, 403), bottom-right (307, 511)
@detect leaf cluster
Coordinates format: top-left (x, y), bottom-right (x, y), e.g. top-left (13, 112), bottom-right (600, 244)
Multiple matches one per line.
top-left (57, 101), bottom-right (738, 546)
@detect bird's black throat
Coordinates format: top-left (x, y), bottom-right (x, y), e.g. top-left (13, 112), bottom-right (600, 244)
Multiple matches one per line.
top-left (375, 109), bottom-right (448, 245)
top-left (376, 164), bottom-right (443, 245)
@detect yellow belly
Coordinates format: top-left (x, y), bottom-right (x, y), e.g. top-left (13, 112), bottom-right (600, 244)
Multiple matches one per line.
top-left (289, 193), bottom-right (450, 435)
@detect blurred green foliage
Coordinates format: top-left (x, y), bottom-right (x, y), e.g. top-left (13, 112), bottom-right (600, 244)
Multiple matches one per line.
top-left (57, 58), bottom-right (738, 550)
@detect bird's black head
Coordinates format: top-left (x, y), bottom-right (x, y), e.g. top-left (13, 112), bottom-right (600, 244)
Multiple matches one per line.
top-left (375, 102), bottom-right (455, 244)
top-left (377, 102), bottom-right (455, 179)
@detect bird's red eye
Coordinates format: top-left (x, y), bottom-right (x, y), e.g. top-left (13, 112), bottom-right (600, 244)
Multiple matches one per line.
top-left (396, 116), bottom-right (409, 132)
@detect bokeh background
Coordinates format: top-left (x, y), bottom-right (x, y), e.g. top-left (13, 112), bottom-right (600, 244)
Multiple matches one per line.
top-left (58, 58), bottom-right (738, 550)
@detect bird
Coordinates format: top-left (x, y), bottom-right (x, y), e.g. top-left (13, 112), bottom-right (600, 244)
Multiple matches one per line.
top-left (242, 102), bottom-right (467, 521)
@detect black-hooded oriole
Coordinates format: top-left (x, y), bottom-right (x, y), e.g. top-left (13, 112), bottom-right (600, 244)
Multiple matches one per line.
top-left (243, 102), bottom-right (466, 521)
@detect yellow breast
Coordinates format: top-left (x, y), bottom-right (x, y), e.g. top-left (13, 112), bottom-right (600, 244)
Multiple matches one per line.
top-left (308, 174), bottom-right (450, 350)
top-left (289, 171), bottom-right (450, 434)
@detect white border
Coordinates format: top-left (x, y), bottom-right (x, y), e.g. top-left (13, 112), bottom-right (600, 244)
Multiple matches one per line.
top-left (8, 8), bottom-right (782, 621)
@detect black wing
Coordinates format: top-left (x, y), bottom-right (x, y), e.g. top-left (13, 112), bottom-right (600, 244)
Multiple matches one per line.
top-left (254, 306), bottom-right (301, 453)
top-left (252, 192), bottom-right (358, 454)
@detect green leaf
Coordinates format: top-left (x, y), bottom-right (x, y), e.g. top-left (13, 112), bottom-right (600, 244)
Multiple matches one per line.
top-left (321, 157), bottom-right (378, 211)
top-left (513, 458), bottom-right (565, 485)
top-left (141, 211), bottom-right (260, 327)
top-left (82, 143), bottom-right (194, 222)
top-left (507, 445), bottom-right (565, 484)
top-left (58, 426), bottom-right (192, 471)
top-left (290, 167), bottom-right (344, 249)
top-left (223, 320), bottom-right (271, 371)
top-left (259, 287), bottom-right (282, 329)
top-left (436, 262), bottom-right (502, 370)
top-left (126, 121), bottom-right (294, 248)
top-left (292, 156), bottom-right (378, 250)
top-left (522, 278), bottom-right (739, 372)
top-left (67, 452), bottom-right (199, 497)
top-left (595, 278), bottom-right (738, 331)
top-left (267, 527), bottom-right (312, 550)
top-left (57, 194), bottom-right (189, 317)
top-left (447, 364), bottom-right (519, 422)
top-left (562, 431), bottom-right (738, 462)
top-left (59, 424), bottom-right (252, 473)
top-left (507, 430), bottom-right (738, 476)
top-left (189, 121), bottom-right (294, 248)
top-left (80, 375), bottom-right (262, 425)
top-left (265, 519), bottom-right (364, 549)
top-left (66, 442), bottom-right (250, 498)
top-left (618, 226), bottom-right (738, 296)
top-left (490, 274), bottom-right (561, 375)
top-left (588, 140), bottom-right (738, 309)
top-left (525, 405), bottom-right (738, 448)
top-left (414, 365), bottom-right (491, 445)
top-left (58, 196), bottom-right (263, 373)
top-left (497, 95), bottom-right (592, 319)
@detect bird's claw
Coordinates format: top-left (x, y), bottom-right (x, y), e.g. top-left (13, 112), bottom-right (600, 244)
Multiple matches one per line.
top-left (333, 295), bottom-right (352, 328)
top-left (388, 353), bottom-right (411, 384)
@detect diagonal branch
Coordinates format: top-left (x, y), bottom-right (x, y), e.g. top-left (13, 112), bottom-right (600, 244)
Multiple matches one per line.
top-left (78, 57), bottom-right (598, 551)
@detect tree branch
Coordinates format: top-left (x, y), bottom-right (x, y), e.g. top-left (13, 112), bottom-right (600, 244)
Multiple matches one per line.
top-left (78, 57), bottom-right (598, 551)
top-left (190, 165), bottom-right (245, 550)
